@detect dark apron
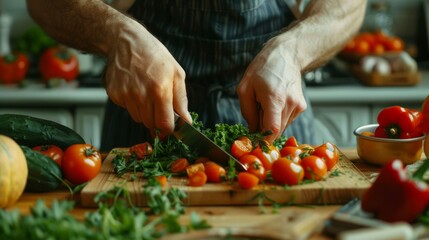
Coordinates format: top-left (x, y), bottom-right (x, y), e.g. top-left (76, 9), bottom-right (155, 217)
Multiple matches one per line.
top-left (101, 0), bottom-right (315, 151)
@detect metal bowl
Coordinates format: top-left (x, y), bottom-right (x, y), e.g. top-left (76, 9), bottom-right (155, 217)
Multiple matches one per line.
top-left (353, 124), bottom-right (425, 165)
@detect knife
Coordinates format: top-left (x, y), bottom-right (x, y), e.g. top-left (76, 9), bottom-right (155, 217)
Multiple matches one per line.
top-left (173, 113), bottom-right (247, 171)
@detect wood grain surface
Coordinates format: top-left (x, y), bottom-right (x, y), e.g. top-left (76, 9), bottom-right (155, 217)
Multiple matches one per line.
top-left (81, 148), bottom-right (371, 208)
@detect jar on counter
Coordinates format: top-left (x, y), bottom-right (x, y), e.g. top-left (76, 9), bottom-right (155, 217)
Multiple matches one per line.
top-left (363, 1), bottom-right (394, 35)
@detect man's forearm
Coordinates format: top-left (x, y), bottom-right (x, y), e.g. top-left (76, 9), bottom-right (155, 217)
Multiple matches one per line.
top-left (272, 0), bottom-right (367, 72)
top-left (26, 0), bottom-right (140, 56)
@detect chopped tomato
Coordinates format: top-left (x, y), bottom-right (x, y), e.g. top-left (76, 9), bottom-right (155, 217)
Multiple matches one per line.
top-left (156, 175), bottom-right (168, 187)
top-left (170, 158), bottom-right (189, 173)
top-left (251, 144), bottom-right (280, 171)
top-left (239, 154), bottom-right (262, 167)
top-left (283, 136), bottom-right (299, 147)
top-left (188, 171), bottom-right (207, 187)
top-left (271, 157), bottom-right (304, 186)
top-left (186, 163), bottom-right (205, 177)
top-left (129, 142), bottom-right (153, 159)
top-left (237, 172), bottom-right (259, 190)
top-left (246, 160), bottom-right (267, 181)
top-left (230, 136), bottom-right (253, 159)
top-left (204, 162), bottom-right (226, 183)
top-left (301, 155), bottom-right (328, 181)
top-left (312, 142), bottom-right (340, 171)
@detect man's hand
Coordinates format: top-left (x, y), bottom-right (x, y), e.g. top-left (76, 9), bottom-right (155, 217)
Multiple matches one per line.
top-left (104, 24), bottom-right (192, 137)
top-left (237, 39), bottom-right (307, 143)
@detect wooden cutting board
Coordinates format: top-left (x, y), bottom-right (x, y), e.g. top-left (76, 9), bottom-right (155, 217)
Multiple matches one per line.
top-left (80, 148), bottom-right (371, 208)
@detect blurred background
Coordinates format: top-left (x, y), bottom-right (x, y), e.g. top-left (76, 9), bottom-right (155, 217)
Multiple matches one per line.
top-left (0, 0), bottom-right (428, 150)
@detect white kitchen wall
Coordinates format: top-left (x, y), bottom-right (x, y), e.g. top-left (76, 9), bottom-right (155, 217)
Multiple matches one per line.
top-left (0, 0), bottom-right (35, 39)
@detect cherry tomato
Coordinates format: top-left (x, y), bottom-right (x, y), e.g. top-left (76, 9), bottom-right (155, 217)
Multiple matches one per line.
top-left (251, 145), bottom-right (280, 171)
top-left (129, 142), bottom-right (153, 159)
top-left (170, 158), bottom-right (189, 173)
top-left (298, 144), bottom-right (314, 155)
top-left (204, 162), bottom-right (226, 183)
top-left (312, 142), bottom-right (340, 171)
top-left (39, 46), bottom-right (79, 82)
top-left (239, 154), bottom-right (262, 166)
top-left (283, 136), bottom-right (299, 147)
top-left (271, 157), bottom-right (304, 186)
top-left (280, 146), bottom-right (303, 164)
top-left (62, 144), bottom-right (102, 185)
top-left (237, 172), bottom-right (259, 190)
top-left (383, 37), bottom-right (404, 52)
top-left (188, 171), bottom-right (207, 187)
top-left (33, 145), bottom-right (63, 166)
top-left (371, 43), bottom-right (385, 55)
top-left (353, 38), bottom-right (370, 55)
top-left (246, 161), bottom-right (267, 181)
top-left (156, 175), bottom-right (168, 187)
top-left (300, 155), bottom-right (327, 181)
top-left (230, 136), bottom-right (253, 159)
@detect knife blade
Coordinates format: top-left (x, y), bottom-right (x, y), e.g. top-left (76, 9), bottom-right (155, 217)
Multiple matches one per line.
top-left (173, 113), bottom-right (247, 171)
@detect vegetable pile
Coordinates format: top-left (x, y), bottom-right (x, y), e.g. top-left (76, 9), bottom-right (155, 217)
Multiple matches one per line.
top-left (112, 114), bottom-right (341, 190)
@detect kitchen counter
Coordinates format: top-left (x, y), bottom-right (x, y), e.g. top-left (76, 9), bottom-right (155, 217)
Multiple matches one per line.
top-left (5, 148), bottom-right (389, 240)
top-left (0, 71), bottom-right (428, 106)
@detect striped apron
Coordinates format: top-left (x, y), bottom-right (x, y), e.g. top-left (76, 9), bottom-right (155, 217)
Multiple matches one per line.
top-left (100, 0), bottom-right (315, 151)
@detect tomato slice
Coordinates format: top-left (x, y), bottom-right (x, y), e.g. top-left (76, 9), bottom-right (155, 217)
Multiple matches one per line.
top-left (170, 158), bottom-right (189, 173)
top-left (129, 142), bottom-right (153, 159)
top-left (251, 145), bottom-right (280, 171)
top-left (230, 136), bottom-right (253, 159)
top-left (188, 171), bottom-right (207, 187)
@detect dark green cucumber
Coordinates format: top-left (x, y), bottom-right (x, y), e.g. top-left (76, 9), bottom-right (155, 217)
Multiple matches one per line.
top-left (21, 145), bottom-right (64, 193)
top-left (0, 113), bottom-right (85, 150)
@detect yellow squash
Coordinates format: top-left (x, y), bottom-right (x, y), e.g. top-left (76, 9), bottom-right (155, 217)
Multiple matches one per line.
top-left (0, 135), bottom-right (28, 208)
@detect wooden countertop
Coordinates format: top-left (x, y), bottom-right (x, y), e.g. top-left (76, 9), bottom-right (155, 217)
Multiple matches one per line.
top-left (6, 148), bottom-right (383, 240)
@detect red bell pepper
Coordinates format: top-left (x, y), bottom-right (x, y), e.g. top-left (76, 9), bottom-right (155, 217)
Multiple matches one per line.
top-left (374, 106), bottom-right (423, 139)
top-left (361, 159), bottom-right (429, 223)
top-left (0, 53), bottom-right (29, 84)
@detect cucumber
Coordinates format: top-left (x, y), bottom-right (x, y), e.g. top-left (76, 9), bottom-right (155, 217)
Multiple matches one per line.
top-left (0, 114), bottom-right (85, 150)
top-left (21, 145), bottom-right (64, 193)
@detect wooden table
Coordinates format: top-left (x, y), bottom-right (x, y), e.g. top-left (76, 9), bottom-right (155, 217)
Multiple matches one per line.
top-left (6, 148), bottom-right (383, 240)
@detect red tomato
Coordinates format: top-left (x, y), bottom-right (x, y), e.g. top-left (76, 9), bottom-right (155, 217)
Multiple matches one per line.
top-left (230, 136), bottom-right (253, 159)
top-left (383, 37), bottom-right (404, 52)
top-left (353, 38), bottom-right (370, 55)
top-left (170, 158), bottom-right (189, 173)
top-left (237, 172), bottom-right (259, 190)
top-left (0, 52), bottom-right (29, 84)
top-left (39, 46), bottom-right (79, 81)
top-left (62, 144), bottom-right (102, 185)
top-left (188, 171), bottom-right (207, 187)
top-left (129, 142), bottom-right (153, 159)
top-left (204, 162), bottom-right (226, 183)
top-left (271, 157), bottom-right (304, 186)
top-left (300, 155), bottom-right (327, 181)
top-left (283, 136), bottom-right (299, 147)
top-left (239, 154), bottom-right (262, 166)
top-left (311, 142), bottom-right (340, 171)
top-left (246, 160), bottom-right (267, 181)
top-left (371, 43), bottom-right (385, 55)
top-left (251, 145), bottom-right (280, 171)
top-left (280, 146), bottom-right (303, 164)
top-left (32, 145), bottom-right (63, 166)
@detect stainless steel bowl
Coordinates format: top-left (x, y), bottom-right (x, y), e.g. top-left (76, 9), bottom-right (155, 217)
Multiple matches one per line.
top-left (353, 124), bottom-right (425, 165)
